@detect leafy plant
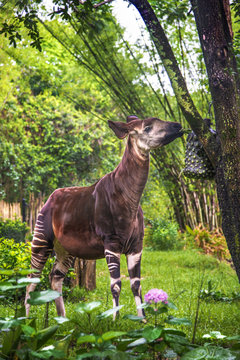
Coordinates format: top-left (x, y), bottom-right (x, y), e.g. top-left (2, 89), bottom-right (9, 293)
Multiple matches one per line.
top-left (123, 289), bottom-right (193, 359)
top-left (0, 269), bottom-right (65, 360)
top-left (144, 218), bottom-right (183, 251)
top-left (185, 225), bottom-right (231, 261)
top-left (0, 238), bottom-right (31, 275)
top-left (0, 218), bottom-right (29, 243)
top-left (182, 345), bottom-right (236, 360)
top-left (0, 238), bottom-right (56, 299)
top-left (200, 280), bottom-right (240, 303)
top-left (183, 329), bottom-right (240, 360)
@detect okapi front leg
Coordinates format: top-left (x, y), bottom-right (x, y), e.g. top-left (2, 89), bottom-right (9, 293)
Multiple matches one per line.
top-left (105, 249), bottom-right (121, 318)
top-left (126, 251), bottom-right (144, 317)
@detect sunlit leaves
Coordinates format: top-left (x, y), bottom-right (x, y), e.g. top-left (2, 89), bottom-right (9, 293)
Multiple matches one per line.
top-left (27, 290), bottom-right (61, 305)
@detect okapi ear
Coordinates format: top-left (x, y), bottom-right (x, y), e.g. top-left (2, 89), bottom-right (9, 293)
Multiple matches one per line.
top-left (126, 115), bottom-right (139, 123)
top-left (108, 120), bottom-right (129, 139)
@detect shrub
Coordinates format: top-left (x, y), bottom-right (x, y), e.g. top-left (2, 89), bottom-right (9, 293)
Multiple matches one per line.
top-left (0, 218), bottom-right (29, 242)
top-left (144, 218), bottom-right (183, 251)
top-left (0, 237), bottom-right (55, 293)
top-left (185, 225), bottom-right (230, 261)
top-left (0, 238), bottom-right (31, 274)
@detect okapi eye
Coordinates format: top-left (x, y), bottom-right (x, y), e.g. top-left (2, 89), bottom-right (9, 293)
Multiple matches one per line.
top-left (144, 126), bottom-right (152, 133)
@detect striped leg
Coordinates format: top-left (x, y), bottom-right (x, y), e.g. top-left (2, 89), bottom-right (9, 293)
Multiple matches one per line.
top-left (25, 213), bottom-right (52, 316)
top-left (105, 249), bottom-right (121, 319)
top-left (126, 251), bottom-right (144, 317)
top-left (50, 240), bottom-right (74, 317)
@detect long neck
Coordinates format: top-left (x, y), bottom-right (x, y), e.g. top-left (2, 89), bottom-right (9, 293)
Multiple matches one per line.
top-left (113, 137), bottom-right (150, 213)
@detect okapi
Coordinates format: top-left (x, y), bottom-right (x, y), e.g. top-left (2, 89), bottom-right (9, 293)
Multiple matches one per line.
top-left (25, 116), bottom-right (183, 318)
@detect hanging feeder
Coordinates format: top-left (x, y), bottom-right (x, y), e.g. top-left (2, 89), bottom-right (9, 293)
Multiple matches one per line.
top-left (183, 128), bottom-right (216, 180)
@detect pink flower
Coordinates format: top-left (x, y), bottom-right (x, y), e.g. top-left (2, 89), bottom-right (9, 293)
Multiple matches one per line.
top-left (144, 289), bottom-right (168, 304)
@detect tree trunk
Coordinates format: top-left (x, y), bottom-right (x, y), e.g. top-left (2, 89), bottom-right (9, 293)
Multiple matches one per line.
top-left (191, 0), bottom-right (240, 280)
top-left (73, 259), bottom-right (96, 291)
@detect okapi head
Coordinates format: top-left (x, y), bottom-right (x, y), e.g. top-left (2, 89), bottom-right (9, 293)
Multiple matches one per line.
top-left (108, 116), bottom-right (183, 156)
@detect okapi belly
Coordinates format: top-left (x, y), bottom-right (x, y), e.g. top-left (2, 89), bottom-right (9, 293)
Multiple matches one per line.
top-left (54, 234), bottom-right (105, 260)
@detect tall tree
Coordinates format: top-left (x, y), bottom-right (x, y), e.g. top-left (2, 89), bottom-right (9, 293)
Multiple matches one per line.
top-left (128, 0), bottom-right (240, 280)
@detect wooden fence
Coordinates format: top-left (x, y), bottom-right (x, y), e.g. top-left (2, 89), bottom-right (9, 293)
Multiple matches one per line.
top-left (0, 194), bottom-right (45, 232)
top-left (0, 200), bottom-right (22, 220)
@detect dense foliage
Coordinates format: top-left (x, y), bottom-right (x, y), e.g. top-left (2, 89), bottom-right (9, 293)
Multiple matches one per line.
top-left (0, 24), bottom-right (122, 203)
top-left (0, 237), bottom-right (56, 293)
top-left (0, 218), bottom-right (29, 243)
top-left (144, 218), bottom-right (182, 251)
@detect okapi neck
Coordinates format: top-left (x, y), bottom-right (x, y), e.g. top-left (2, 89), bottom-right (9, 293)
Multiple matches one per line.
top-left (113, 137), bottom-right (150, 211)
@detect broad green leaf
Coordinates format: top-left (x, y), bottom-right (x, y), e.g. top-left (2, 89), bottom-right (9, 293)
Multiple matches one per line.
top-left (77, 334), bottom-right (96, 345)
top-left (17, 269), bottom-right (39, 276)
top-left (0, 269), bottom-right (15, 276)
top-left (142, 326), bottom-right (163, 342)
top-left (164, 333), bottom-right (190, 345)
top-left (30, 348), bottom-right (65, 359)
top-left (54, 316), bottom-right (70, 324)
top-left (166, 301), bottom-right (178, 310)
top-left (166, 316), bottom-right (191, 326)
top-left (35, 325), bottom-right (59, 350)
top-left (102, 331), bottom-right (126, 341)
top-left (54, 334), bottom-right (72, 353)
top-left (1, 325), bottom-right (22, 355)
top-left (181, 346), bottom-right (236, 360)
top-left (17, 277), bottom-right (40, 284)
top-left (21, 324), bottom-right (36, 336)
top-left (0, 317), bottom-right (27, 331)
top-left (186, 225), bottom-right (194, 235)
top-left (75, 301), bottom-right (101, 314)
top-left (27, 290), bottom-right (61, 305)
top-left (227, 335), bottom-right (240, 341)
top-left (128, 337), bottom-right (147, 348)
top-left (164, 328), bottom-right (187, 337)
top-left (0, 282), bottom-right (26, 291)
top-left (97, 305), bottom-right (124, 319)
top-left (123, 314), bottom-right (145, 322)
top-left (0, 269), bottom-right (38, 276)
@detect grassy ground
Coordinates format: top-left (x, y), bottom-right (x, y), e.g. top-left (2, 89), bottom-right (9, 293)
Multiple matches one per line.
top-left (1, 249), bottom-right (240, 345)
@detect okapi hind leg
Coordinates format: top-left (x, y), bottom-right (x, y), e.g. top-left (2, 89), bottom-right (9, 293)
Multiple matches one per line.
top-left (50, 240), bottom-right (74, 317)
top-left (25, 212), bottom-right (53, 316)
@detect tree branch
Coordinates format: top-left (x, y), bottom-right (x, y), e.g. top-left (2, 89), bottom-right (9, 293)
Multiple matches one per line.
top-left (94, 0), bottom-right (114, 8)
top-left (128, 0), bottom-right (217, 164)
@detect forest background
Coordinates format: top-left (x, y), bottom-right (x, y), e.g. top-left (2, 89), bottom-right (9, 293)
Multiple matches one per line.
top-left (1, 1), bottom-right (240, 358)
top-left (1, 0), bottom-right (229, 232)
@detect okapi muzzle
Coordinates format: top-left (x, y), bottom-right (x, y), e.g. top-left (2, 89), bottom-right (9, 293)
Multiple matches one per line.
top-left (25, 115), bottom-right (182, 318)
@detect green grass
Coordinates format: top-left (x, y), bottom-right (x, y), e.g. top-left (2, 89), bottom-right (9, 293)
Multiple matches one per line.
top-left (1, 249), bottom-right (240, 345)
